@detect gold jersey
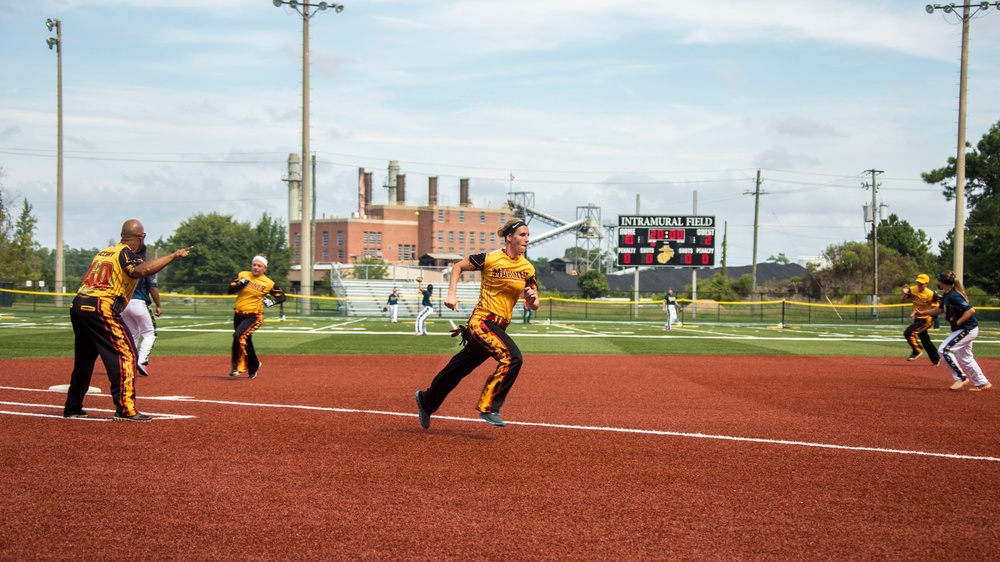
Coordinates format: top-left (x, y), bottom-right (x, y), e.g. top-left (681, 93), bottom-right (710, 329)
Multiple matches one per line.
top-left (907, 286), bottom-right (939, 317)
top-left (232, 271), bottom-right (284, 315)
top-left (77, 243), bottom-right (141, 306)
top-left (468, 250), bottom-right (537, 323)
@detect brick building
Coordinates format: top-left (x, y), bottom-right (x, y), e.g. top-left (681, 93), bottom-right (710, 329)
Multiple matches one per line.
top-left (288, 169), bottom-right (512, 286)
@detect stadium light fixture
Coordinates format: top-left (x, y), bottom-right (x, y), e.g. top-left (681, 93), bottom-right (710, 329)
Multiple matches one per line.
top-left (271, 0), bottom-right (345, 315)
top-left (925, 1), bottom-right (998, 283)
top-left (46, 17), bottom-right (65, 305)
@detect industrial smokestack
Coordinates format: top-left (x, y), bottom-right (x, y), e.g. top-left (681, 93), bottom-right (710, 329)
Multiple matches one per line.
top-left (286, 153), bottom-right (302, 222)
top-left (364, 172), bottom-right (373, 215)
top-left (396, 174), bottom-right (406, 205)
top-left (357, 168), bottom-right (366, 219)
top-left (386, 160), bottom-right (399, 204)
top-left (428, 176), bottom-right (438, 206)
top-left (460, 178), bottom-right (469, 207)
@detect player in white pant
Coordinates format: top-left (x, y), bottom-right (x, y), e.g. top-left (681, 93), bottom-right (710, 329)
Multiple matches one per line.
top-left (922, 270), bottom-right (991, 392)
top-left (120, 245), bottom-right (161, 375)
top-left (662, 289), bottom-right (678, 330)
top-left (415, 279), bottom-right (433, 335)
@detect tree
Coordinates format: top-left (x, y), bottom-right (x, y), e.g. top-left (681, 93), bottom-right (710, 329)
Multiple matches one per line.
top-left (161, 212), bottom-right (290, 292)
top-left (767, 253), bottom-right (790, 265)
top-left (527, 255), bottom-right (551, 274)
top-left (922, 119), bottom-right (1000, 290)
top-left (964, 194), bottom-right (1000, 294)
top-left (0, 181), bottom-right (43, 286)
top-left (11, 200), bottom-right (42, 283)
top-left (922, 119), bottom-right (1000, 208)
top-left (870, 214), bottom-right (937, 272)
top-left (576, 269), bottom-right (609, 299)
top-left (355, 255), bottom-right (388, 280)
top-left (813, 240), bottom-right (913, 298)
top-left (0, 177), bottom-right (13, 281)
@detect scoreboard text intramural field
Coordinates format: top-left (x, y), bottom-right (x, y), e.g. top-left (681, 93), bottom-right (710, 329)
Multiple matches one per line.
top-left (616, 215), bottom-right (716, 267)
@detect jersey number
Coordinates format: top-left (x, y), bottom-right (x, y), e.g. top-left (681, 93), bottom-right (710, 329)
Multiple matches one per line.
top-left (82, 261), bottom-right (114, 289)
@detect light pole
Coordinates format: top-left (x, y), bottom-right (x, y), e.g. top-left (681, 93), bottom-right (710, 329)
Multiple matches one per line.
top-left (46, 18), bottom-right (64, 305)
top-left (272, 0), bottom-right (344, 315)
top-left (925, 2), bottom-right (1000, 283)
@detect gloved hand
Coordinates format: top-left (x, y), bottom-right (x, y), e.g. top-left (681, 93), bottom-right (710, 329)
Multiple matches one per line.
top-left (263, 297), bottom-right (275, 308)
top-left (237, 277), bottom-right (250, 288)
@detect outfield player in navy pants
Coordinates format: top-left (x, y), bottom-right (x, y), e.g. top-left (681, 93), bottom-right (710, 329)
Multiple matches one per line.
top-left (64, 220), bottom-right (192, 422)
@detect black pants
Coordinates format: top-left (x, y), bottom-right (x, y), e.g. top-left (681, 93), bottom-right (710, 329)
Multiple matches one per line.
top-left (422, 318), bottom-right (523, 415)
top-left (904, 316), bottom-right (940, 363)
top-left (232, 312), bottom-right (263, 373)
top-left (65, 295), bottom-right (140, 416)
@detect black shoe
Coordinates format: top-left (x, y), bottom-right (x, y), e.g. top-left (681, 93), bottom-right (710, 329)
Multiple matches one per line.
top-left (113, 412), bottom-right (153, 422)
top-left (415, 390), bottom-right (430, 429)
top-left (249, 361), bottom-right (261, 379)
top-left (478, 411), bottom-right (505, 427)
top-left (932, 358), bottom-right (942, 366)
top-left (229, 370), bottom-right (240, 377)
top-left (137, 363), bottom-right (150, 377)
top-left (63, 409), bottom-right (88, 419)
top-left (907, 351), bottom-right (923, 361)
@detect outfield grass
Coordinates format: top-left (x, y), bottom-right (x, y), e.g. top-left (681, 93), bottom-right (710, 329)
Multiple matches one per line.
top-left (2, 309), bottom-right (999, 360)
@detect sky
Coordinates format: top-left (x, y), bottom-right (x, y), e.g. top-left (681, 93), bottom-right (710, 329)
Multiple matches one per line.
top-left (2, 0), bottom-right (1000, 268)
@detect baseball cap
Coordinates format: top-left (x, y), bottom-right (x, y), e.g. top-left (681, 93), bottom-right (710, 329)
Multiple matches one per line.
top-left (914, 274), bottom-right (930, 284)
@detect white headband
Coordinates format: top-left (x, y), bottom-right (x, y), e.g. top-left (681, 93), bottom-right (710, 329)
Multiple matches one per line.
top-left (252, 255), bottom-right (268, 267)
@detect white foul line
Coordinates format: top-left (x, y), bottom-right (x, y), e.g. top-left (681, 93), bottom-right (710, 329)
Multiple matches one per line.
top-left (2, 387), bottom-right (997, 462)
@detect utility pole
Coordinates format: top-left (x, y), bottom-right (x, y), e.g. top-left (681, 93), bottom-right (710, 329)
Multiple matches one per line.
top-left (926, 1), bottom-right (1000, 282)
top-left (863, 169), bottom-right (884, 314)
top-left (690, 191), bottom-right (697, 320)
top-left (743, 170), bottom-right (766, 293)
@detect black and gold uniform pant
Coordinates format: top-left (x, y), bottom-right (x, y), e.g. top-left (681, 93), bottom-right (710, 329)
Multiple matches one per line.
top-left (904, 315), bottom-right (940, 362)
top-left (64, 295), bottom-right (140, 417)
top-left (232, 312), bottom-right (263, 373)
top-left (422, 316), bottom-right (523, 415)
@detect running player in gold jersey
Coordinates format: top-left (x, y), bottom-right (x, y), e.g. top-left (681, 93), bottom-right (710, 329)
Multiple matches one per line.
top-left (228, 254), bottom-right (286, 379)
top-left (901, 273), bottom-right (941, 365)
top-left (414, 219), bottom-right (539, 428)
top-left (63, 219), bottom-right (193, 422)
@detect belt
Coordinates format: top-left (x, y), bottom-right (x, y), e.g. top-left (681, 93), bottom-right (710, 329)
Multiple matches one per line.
top-left (484, 313), bottom-right (510, 329)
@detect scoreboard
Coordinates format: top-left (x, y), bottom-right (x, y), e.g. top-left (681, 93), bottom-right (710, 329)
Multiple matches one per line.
top-left (616, 215), bottom-right (716, 268)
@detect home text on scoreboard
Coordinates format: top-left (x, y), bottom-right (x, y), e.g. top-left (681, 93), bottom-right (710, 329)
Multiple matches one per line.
top-left (616, 215), bottom-right (716, 268)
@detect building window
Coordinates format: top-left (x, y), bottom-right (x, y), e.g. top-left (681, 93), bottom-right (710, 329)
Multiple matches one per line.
top-left (459, 249), bottom-right (465, 257)
top-left (377, 232), bottom-right (382, 245)
top-left (323, 250), bottom-right (328, 260)
top-left (469, 231), bottom-right (475, 244)
top-left (337, 231), bottom-right (343, 246)
top-left (338, 250), bottom-right (343, 260)
top-left (490, 233), bottom-right (496, 245)
top-left (479, 232), bottom-right (485, 244)
top-left (449, 247), bottom-right (454, 254)
top-left (294, 232), bottom-right (300, 247)
top-left (459, 232), bottom-right (465, 244)
top-left (449, 231), bottom-right (455, 243)
top-left (480, 212), bottom-right (486, 224)
top-left (438, 210), bottom-right (444, 222)
top-left (459, 210), bottom-right (465, 223)
top-left (437, 231), bottom-right (443, 243)
top-left (322, 231), bottom-right (329, 247)
top-left (500, 212), bottom-right (506, 223)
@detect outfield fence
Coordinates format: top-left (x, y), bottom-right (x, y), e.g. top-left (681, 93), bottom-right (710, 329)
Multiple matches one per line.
top-left (3, 287), bottom-right (998, 327)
